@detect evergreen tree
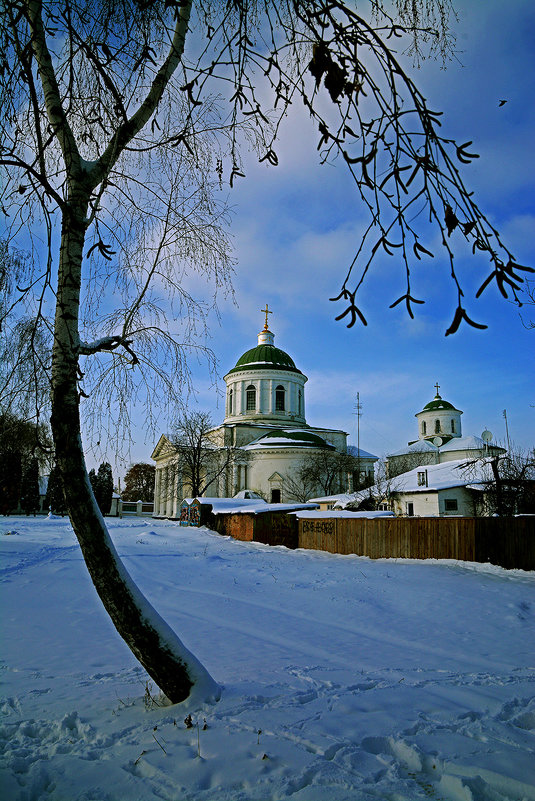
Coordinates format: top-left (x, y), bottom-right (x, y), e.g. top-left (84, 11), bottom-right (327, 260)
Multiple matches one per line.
top-left (45, 463), bottom-right (66, 515)
top-left (97, 463), bottom-right (114, 515)
top-left (20, 457), bottom-right (40, 516)
top-left (0, 449), bottom-right (22, 515)
top-left (0, 411), bottom-right (52, 513)
top-left (90, 463), bottom-right (114, 514)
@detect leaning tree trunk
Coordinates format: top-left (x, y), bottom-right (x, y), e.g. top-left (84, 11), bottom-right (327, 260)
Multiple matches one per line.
top-left (51, 196), bottom-right (220, 704)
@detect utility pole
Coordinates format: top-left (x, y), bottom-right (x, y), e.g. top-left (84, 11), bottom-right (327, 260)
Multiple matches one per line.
top-left (354, 392), bottom-right (363, 488)
top-left (503, 409), bottom-right (511, 452)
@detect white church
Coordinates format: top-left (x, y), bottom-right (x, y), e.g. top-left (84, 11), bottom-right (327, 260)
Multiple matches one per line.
top-left (386, 383), bottom-right (505, 477)
top-left (151, 307), bottom-right (377, 516)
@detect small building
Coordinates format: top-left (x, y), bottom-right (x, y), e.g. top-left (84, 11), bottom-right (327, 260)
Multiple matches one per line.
top-left (373, 458), bottom-right (495, 517)
top-left (387, 385), bottom-right (505, 477)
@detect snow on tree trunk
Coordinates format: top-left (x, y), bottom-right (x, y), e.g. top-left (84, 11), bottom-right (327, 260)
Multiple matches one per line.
top-left (51, 198), bottom-right (220, 704)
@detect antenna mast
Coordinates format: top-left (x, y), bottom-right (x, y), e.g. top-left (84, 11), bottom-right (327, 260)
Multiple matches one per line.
top-left (503, 409), bottom-right (511, 451)
top-left (354, 392), bottom-right (363, 487)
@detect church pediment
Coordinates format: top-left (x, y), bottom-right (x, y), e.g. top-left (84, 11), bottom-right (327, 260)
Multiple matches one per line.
top-left (151, 434), bottom-right (175, 461)
top-left (268, 471), bottom-right (283, 482)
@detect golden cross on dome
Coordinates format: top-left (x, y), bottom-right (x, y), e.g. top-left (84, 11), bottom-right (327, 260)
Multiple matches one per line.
top-left (261, 303), bottom-right (273, 330)
top-left (434, 382), bottom-right (440, 395)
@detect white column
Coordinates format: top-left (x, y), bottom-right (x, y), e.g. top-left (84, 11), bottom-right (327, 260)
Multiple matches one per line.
top-left (172, 467), bottom-right (180, 517)
top-left (165, 466), bottom-right (173, 517)
top-left (161, 466), bottom-right (167, 516)
top-left (259, 378), bottom-right (265, 414)
top-left (153, 468), bottom-right (161, 516)
top-left (232, 463), bottom-right (238, 495)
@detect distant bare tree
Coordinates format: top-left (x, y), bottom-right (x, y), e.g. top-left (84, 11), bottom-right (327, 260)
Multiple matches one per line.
top-left (347, 457), bottom-right (394, 511)
top-left (170, 411), bottom-right (242, 499)
top-left (480, 448), bottom-right (535, 516)
top-left (283, 469), bottom-right (320, 504)
top-left (285, 449), bottom-right (362, 500)
top-left (387, 450), bottom-right (435, 478)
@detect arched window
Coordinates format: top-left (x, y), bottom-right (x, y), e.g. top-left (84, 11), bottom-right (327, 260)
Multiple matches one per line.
top-left (246, 385), bottom-right (256, 411)
top-left (298, 390), bottom-right (302, 416)
top-left (435, 419), bottom-right (441, 434)
top-left (228, 388), bottom-right (233, 415)
top-left (422, 421), bottom-right (427, 435)
top-left (451, 419), bottom-right (455, 433)
top-left (275, 384), bottom-right (285, 411)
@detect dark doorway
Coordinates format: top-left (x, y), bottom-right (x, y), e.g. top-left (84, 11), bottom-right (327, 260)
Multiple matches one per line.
top-left (271, 489), bottom-right (281, 503)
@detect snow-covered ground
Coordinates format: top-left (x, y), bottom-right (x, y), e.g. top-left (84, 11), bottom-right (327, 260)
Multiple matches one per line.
top-left (1, 516), bottom-right (534, 801)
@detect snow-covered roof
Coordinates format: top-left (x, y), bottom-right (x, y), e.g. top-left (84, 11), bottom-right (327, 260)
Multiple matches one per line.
top-left (184, 497), bottom-right (262, 510)
top-left (347, 445), bottom-right (378, 460)
top-left (388, 435), bottom-right (503, 458)
top-left (306, 489), bottom-right (373, 509)
top-left (209, 501), bottom-right (320, 515)
top-left (307, 493), bottom-right (350, 504)
top-left (293, 510), bottom-right (395, 519)
top-left (388, 439), bottom-right (438, 457)
top-left (440, 434), bottom-right (502, 452)
top-left (386, 458), bottom-right (493, 494)
top-left (243, 429), bottom-right (335, 451)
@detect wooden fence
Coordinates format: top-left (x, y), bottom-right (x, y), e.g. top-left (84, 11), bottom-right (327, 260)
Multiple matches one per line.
top-left (212, 511), bottom-right (298, 548)
top-left (208, 512), bottom-right (534, 569)
top-left (297, 516), bottom-right (535, 570)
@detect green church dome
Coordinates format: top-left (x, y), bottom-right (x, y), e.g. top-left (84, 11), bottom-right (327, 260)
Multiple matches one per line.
top-left (420, 387), bottom-right (460, 413)
top-left (245, 429), bottom-right (335, 450)
top-left (422, 398), bottom-right (457, 412)
top-left (228, 343), bottom-right (302, 375)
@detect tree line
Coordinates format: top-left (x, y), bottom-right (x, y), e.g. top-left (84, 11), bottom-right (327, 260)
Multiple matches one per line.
top-left (0, 409), bottom-right (155, 514)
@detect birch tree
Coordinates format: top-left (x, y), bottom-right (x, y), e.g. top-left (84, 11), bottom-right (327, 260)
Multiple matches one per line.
top-left (1, 0), bottom-right (531, 702)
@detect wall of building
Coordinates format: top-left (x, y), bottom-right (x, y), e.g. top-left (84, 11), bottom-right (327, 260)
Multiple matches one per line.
top-left (224, 368), bottom-right (307, 426)
top-left (391, 486), bottom-right (476, 517)
top-left (416, 408), bottom-right (462, 440)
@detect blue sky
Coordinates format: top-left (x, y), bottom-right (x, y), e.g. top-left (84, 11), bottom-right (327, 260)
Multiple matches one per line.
top-left (140, 0), bottom-right (534, 475)
top-left (5, 1), bottom-right (531, 478)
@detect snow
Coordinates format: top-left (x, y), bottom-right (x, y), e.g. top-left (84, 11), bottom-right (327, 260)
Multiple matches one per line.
top-left (243, 429), bottom-right (336, 451)
top-left (233, 491), bottom-right (265, 501)
top-left (347, 445), bottom-right (378, 460)
top-left (440, 435), bottom-right (500, 452)
top-left (183, 497), bottom-right (264, 511)
top-left (386, 459), bottom-right (493, 493)
top-left (388, 439), bottom-right (439, 456)
top-left (293, 510), bottom-right (395, 519)
top-left (388, 435), bottom-right (502, 458)
top-left (1, 516), bottom-right (534, 801)
top-left (208, 501), bottom-right (319, 515)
